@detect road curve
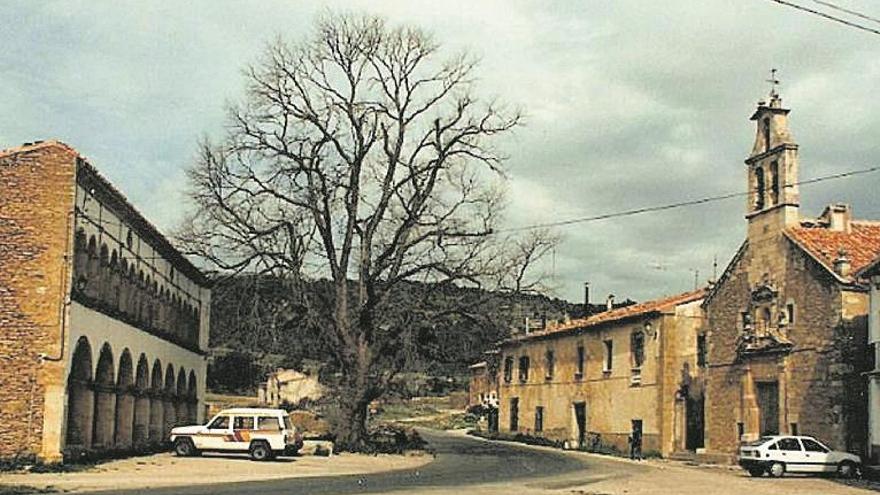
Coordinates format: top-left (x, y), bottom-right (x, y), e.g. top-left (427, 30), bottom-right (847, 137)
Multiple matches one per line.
top-left (97, 430), bottom-right (645, 495)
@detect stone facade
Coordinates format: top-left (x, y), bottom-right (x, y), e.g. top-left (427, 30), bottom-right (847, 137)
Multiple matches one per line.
top-left (259, 368), bottom-right (324, 408)
top-left (496, 289), bottom-right (706, 457)
top-left (702, 94), bottom-right (879, 463)
top-left (0, 141), bottom-right (211, 462)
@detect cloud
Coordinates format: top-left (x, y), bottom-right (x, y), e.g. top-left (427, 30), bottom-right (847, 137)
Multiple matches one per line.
top-left (2, 0), bottom-right (879, 303)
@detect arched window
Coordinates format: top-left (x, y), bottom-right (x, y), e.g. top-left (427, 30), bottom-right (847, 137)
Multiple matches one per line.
top-left (754, 167), bottom-right (765, 211)
top-left (769, 161), bottom-right (780, 205)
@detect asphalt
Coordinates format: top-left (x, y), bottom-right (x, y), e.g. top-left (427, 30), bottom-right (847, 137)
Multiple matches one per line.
top-left (95, 429), bottom-right (648, 495)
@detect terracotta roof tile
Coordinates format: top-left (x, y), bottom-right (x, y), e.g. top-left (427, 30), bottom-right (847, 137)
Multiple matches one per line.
top-left (504, 287), bottom-right (707, 344)
top-left (785, 221), bottom-right (880, 280)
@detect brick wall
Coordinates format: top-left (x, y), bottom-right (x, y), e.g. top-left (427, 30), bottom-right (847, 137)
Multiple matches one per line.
top-left (0, 143), bottom-right (77, 459)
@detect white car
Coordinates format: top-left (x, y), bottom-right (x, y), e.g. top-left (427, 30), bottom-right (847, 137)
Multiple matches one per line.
top-left (738, 435), bottom-right (861, 478)
top-left (170, 408), bottom-right (304, 461)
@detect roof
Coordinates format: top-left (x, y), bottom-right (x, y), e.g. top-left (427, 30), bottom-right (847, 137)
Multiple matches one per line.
top-left (216, 408), bottom-right (289, 415)
top-left (858, 254), bottom-right (880, 278)
top-left (784, 221), bottom-right (880, 283)
top-left (1, 140), bottom-right (209, 287)
top-left (502, 288), bottom-right (707, 345)
top-left (268, 369), bottom-right (314, 383)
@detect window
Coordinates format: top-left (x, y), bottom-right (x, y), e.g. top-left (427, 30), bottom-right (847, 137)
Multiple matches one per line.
top-left (510, 398), bottom-right (519, 432)
top-left (233, 416), bottom-right (255, 430)
top-left (763, 117), bottom-right (771, 152)
top-left (518, 356), bottom-right (530, 383)
top-left (741, 312), bottom-right (751, 330)
top-left (603, 339), bottom-right (613, 373)
top-left (576, 345), bottom-right (585, 379)
top-left (786, 303), bottom-right (795, 325)
top-left (754, 166), bottom-right (765, 211)
top-left (769, 161), bottom-right (779, 205)
top-left (259, 416), bottom-right (281, 431)
top-left (736, 422), bottom-right (744, 440)
top-left (790, 422), bottom-right (798, 436)
top-left (802, 438), bottom-right (829, 453)
top-left (697, 334), bottom-right (708, 368)
top-left (776, 438), bottom-right (802, 451)
top-left (535, 406), bottom-right (544, 432)
top-left (545, 349), bottom-right (555, 380)
top-left (631, 331), bottom-right (645, 369)
top-left (208, 416), bottom-right (230, 430)
top-left (768, 442), bottom-right (778, 450)
top-left (503, 357), bottom-right (513, 383)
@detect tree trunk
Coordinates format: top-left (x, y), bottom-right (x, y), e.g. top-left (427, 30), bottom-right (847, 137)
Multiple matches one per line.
top-left (334, 388), bottom-right (371, 450)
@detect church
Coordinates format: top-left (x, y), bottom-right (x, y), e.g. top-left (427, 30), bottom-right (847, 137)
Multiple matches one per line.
top-left (701, 89), bottom-right (880, 462)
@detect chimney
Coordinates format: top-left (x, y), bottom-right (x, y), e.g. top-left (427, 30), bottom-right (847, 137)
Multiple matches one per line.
top-left (583, 282), bottom-right (591, 317)
top-left (833, 248), bottom-right (852, 277)
top-left (606, 294), bottom-right (615, 312)
top-left (821, 203), bottom-right (852, 233)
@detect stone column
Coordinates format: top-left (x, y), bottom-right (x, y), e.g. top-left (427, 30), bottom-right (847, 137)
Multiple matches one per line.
top-left (149, 393), bottom-right (165, 443)
top-left (133, 391), bottom-right (151, 447)
top-left (65, 380), bottom-right (95, 449)
top-left (114, 388), bottom-right (135, 449)
top-left (163, 398), bottom-right (176, 440)
top-left (92, 384), bottom-right (117, 449)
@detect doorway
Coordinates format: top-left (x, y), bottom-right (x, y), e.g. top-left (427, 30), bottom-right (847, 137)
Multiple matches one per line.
top-left (685, 394), bottom-right (704, 450)
top-left (509, 398), bottom-right (519, 432)
top-left (573, 402), bottom-right (587, 448)
top-left (756, 381), bottom-right (779, 436)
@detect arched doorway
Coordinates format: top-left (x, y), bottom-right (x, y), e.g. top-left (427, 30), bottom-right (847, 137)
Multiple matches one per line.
top-left (148, 359), bottom-right (164, 443)
top-left (92, 343), bottom-right (116, 448)
top-left (187, 371), bottom-right (198, 424)
top-left (66, 337), bottom-right (94, 449)
top-left (114, 349), bottom-right (135, 449)
top-left (163, 365), bottom-right (176, 439)
top-left (133, 354), bottom-right (151, 446)
top-left (176, 368), bottom-right (188, 426)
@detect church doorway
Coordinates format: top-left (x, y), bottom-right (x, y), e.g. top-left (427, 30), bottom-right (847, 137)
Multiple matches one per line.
top-left (756, 381), bottom-right (779, 436)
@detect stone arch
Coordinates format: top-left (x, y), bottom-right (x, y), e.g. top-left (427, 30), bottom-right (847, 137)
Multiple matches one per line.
top-left (163, 365), bottom-right (177, 437)
top-left (85, 236), bottom-right (100, 299)
top-left (99, 243), bottom-right (109, 267)
top-left (66, 337), bottom-right (94, 448)
top-left (92, 343), bottom-right (116, 448)
top-left (176, 368), bottom-right (188, 425)
top-left (114, 349), bottom-right (135, 448)
top-left (187, 371), bottom-right (198, 423)
top-left (133, 354), bottom-right (150, 446)
top-left (74, 229), bottom-right (88, 286)
top-left (148, 359), bottom-right (164, 442)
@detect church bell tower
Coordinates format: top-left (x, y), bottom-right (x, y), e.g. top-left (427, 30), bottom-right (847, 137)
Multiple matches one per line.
top-left (745, 74), bottom-right (800, 234)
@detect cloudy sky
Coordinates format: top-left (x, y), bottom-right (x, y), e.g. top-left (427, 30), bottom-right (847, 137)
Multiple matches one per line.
top-left (3, 1), bottom-right (880, 303)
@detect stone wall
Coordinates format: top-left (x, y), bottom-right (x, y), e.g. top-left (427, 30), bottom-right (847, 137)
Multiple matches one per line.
top-left (704, 238), bottom-right (868, 459)
top-left (0, 143), bottom-right (77, 460)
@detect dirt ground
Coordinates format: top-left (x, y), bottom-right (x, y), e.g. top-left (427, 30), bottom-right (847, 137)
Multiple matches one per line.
top-left (0, 451), bottom-right (432, 493)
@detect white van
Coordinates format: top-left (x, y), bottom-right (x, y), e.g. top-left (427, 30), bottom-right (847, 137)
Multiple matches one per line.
top-left (170, 408), bottom-right (304, 461)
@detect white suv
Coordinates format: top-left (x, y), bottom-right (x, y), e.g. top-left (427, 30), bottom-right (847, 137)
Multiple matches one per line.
top-left (170, 408), bottom-right (304, 461)
top-left (738, 435), bottom-right (861, 478)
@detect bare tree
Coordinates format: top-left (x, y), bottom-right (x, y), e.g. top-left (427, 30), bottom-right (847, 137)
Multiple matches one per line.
top-left (179, 12), bottom-right (555, 448)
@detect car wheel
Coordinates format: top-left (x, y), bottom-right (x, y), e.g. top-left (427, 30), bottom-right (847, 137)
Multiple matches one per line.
top-left (173, 437), bottom-right (195, 457)
top-left (249, 441), bottom-right (272, 461)
top-left (768, 462), bottom-right (785, 478)
top-left (837, 461), bottom-right (858, 479)
top-left (747, 467), bottom-right (764, 477)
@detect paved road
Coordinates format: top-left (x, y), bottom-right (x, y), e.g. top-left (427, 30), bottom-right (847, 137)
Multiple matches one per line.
top-left (97, 430), bottom-right (646, 495)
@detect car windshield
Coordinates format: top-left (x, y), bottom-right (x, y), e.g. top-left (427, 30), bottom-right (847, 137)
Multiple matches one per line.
top-left (744, 437), bottom-right (775, 447)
